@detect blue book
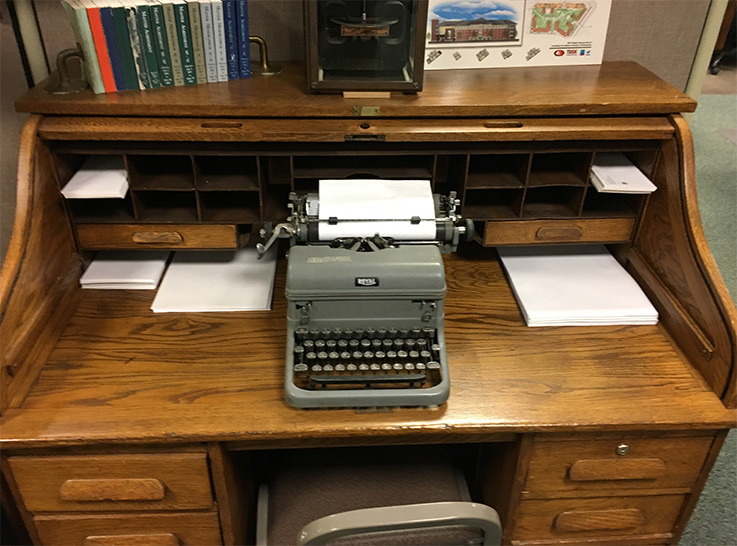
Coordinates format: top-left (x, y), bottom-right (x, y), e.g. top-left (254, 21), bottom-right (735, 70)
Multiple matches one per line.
top-left (222, 0), bottom-right (238, 80)
top-left (235, 0), bottom-right (249, 78)
top-left (95, 0), bottom-right (127, 90)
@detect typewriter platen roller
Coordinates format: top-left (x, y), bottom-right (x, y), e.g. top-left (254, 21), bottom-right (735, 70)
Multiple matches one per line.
top-left (258, 180), bottom-right (472, 408)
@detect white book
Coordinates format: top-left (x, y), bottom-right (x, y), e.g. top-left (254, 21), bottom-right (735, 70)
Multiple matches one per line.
top-left (210, 0), bottom-right (229, 82)
top-left (497, 245), bottom-right (658, 327)
top-left (151, 247), bottom-right (277, 312)
top-left (590, 153), bottom-right (657, 194)
top-left (80, 251), bottom-right (169, 289)
top-left (62, 156), bottom-right (129, 199)
top-left (198, 0), bottom-right (219, 82)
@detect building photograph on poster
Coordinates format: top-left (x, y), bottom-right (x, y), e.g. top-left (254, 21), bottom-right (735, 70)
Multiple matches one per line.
top-left (425, 0), bottom-right (611, 70)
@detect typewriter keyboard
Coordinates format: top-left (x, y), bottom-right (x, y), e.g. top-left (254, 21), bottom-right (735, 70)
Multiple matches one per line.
top-left (291, 327), bottom-right (443, 390)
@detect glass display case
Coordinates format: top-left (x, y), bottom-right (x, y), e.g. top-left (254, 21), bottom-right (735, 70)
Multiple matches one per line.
top-left (305, 0), bottom-right (429, 93)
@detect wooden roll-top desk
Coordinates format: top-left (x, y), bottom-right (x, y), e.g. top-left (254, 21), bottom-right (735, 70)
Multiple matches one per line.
top-left (1, 62), bottom-right (735, 545)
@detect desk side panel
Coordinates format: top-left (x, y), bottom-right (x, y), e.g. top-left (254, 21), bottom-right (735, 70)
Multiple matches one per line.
top-left (0, 116), bottom-right (81, 410)
top-left (629, 115), bottom-right (737, 407)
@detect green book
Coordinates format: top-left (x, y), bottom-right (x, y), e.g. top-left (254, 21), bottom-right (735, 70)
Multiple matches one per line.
top-left (121, 0), bottom-right (150, 89)
top-left (173, 1), bottom-right (196, 85)
top-left (111, 0), bottom-right (140, 89)
top-left (136, 0), bottom-right (161, 87)
top-left (61, 0), bottom-right (105, 93)
top-left (185, 0), bottom-right (207, 84)
top-left (147, 0), bottom-right (174, 86)
top-left (160, 0), bottom-right (185, 86)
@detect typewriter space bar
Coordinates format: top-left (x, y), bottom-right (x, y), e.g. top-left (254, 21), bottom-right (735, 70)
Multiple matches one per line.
top-left (309, 374), bottom-right (426, 388)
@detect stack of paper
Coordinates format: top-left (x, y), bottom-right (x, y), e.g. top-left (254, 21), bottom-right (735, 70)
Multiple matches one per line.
top-left (497, 245), bottom-right (658, 327)
top-left (61, 155), bottom-right (129, 199)
top-left (80, 251), bottom-right (169, 290)
top-left (151, 247), bottom-right (277, 313)
top-left (318, 179), bottom-right (437, 241)
top-left (590, 153), bottom-right (657, 194)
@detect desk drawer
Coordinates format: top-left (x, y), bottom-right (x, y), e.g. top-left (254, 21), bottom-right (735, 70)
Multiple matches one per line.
top-left (514, 494), bottom-right (684, 542)
top-left (480, 218), bottom-right (635, 246)
top-left (524, 436), bottom-right (712, 497)
top-left (76, 224), bottom-right (247, 249)
top-left (9, 453), bottom-right (213, 512)
top-left (35, 512), bottom-right (222, 546)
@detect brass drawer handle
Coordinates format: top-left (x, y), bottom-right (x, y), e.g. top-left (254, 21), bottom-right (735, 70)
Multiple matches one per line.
top-left (569, 458), bottom-right (667, 481)
top-left (555, 508), bottom-right (645, 532)
top-left (84, 534), bottom-right (179, 546)
top-left (535, 226), bottom-right (583, 241)
top-left (132, 231), bottom-right (184, 244)
top-left (59, 478), bottom-right (166, 502)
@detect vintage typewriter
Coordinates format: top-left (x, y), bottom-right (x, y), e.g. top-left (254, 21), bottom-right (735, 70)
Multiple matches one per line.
top-left (257, 180), bottom-right (472, 408)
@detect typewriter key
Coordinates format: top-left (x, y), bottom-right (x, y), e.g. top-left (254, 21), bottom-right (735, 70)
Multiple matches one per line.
top-left (394, 339), bottom-right (404, 349)
top-left (372, 339), bottom-right (382, 349)
top-left (375, 351), bottom-right (386, 359)
top-left (409, 350), bottom-right (419, 359)
top-left (343, 329), bottom-right (353, 339)
top-left (359, 364), bottom-right (369, 371)
top-left (294, 364), bottom-right (308, 373)
top-left (354, 328), bottom-right (364, 338)
top-left (377, 328), bottom-right (387, 338)
top-left (323, 364), bottom-right (334, 372)
top-left (329, 352), bottom-right (339, 360)
top-left (304, 340), bottom-right (315, 349)
top-left (306, 352), bottom-right (317, 361)
top-left (326, 340), bottom-right (337, 348)
top-left (315, 340), bottom-right (326, 349)
top-left (393, 363), bottom-right (403, 371)
top-left (352, 351), bottom-right (363, 360)
top-left (388, 328), bottom-right (398, 336)
top-left (397, 350), bottom-right (408, 359)
top-left (416, 339), bottom-right (428, 348)
top-left (382, 363), bottom-right (392, 371)
top-left (338, 339), bottom-right (348, 348)
top-left (420, 350), bottom-right (431, 359)
top-left (382, 339), bottom-right (393, 349)
top-left (311, 364), bottom-right (322, 372)
top-left (360, 339), bottom-right (371, 348)
top-left (416, 363), bottom-right (426, 370)
top-left (363, 351), bottom-right (374, 360)
top-left (411, 328), bottom-right (423, 338)
top-left (427, 361), bottom-right (441, 370)
top-left (294, 346), bottom-right (305, 363)
top-left (370, 363), bottom-right (381, 371)
top-left (405, 363), bottom-right (415, 371)
top-left (366, 328), bottom-right (376, 338)
top-left (405, 339), bottom-right (416, 349)
top-left (335, 364), bottom-right (345, 372)
top-left (346, 363), bottom-right (357, 371)
top-left (295, 328), bottom-right (308, 341)
top-left (340, 351), bottom-right (351, 360)
top-left (387, 351), bottom-right (397, 359)
top-left (310, 329), bottom-right (320, 338)
top-left (317, 351), bottom-right (328, 360)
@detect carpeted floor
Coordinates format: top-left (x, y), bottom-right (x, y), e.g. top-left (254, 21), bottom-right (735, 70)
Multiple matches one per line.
top-left (680, 94), bottom-right (737, 546)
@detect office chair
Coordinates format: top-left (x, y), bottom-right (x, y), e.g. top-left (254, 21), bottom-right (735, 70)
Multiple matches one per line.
top-left (255, 445), bottom-right (502, 546)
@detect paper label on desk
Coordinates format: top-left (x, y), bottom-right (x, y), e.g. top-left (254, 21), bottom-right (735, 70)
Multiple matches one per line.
top-left (151, 247), bottom-right (277, 312)
top-left (318, 179), bottom-right (437, 241)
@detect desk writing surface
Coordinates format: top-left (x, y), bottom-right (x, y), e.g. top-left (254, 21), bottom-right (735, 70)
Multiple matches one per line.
top-left (1, 249), bottom-right (732, 449)
top-left (15, 61), bottom-right (696, 118)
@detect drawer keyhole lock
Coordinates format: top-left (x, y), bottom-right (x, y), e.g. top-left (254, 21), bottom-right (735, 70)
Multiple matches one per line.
top-left (615, 444), bottom-right (630, 456)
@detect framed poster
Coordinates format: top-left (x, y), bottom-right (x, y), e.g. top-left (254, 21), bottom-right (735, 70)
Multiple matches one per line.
top-left (425, 1), bottom-right (611, 70)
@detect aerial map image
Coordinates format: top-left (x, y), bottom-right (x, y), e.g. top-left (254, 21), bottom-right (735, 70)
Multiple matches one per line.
top-left (530, 2), bottom-right (591, 37)
top-left (427, 0), bottom-right (525, 45)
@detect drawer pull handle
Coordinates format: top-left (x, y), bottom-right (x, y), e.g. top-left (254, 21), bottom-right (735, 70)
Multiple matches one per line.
top-left (483, 121), bottom-right (523, 128)
top-left (84, 534), bottom-right (179, 546)
top-left (60, 478), bottom-right (166, 502)
top-left (569, 458), bottom-right (667, 481)
top-left (132, 231), bottom-right (184, 244)
top-left (200, 121), bottom-right (243, 129)
top-left (535, 227), bottom-right (583, 241)
top-left (555, 508), bottom-right (645, 532)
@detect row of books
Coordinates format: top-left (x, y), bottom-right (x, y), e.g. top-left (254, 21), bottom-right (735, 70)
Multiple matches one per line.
top-left (61, 0), bottom-right (250, 94)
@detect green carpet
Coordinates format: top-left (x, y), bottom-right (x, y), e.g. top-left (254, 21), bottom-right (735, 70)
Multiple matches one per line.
top-left (680, 94), bottom-right (737, 546)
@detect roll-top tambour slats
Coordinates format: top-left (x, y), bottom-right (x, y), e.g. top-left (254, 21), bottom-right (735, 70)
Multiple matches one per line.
top-left (83, 534), bottom-right (179, 546)
top-left (569, 458), bottom-right (667, 482)
top-left (36, 116), bottom-right (676, 143)
top-left (554, 508), bottom-right (646, 532)
top-left (59, 479), bottom-right (166, 502)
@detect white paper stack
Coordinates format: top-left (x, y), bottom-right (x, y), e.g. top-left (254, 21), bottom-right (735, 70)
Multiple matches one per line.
top-left (61, 155), bottom-right (129, 199)
top-left (151, 247), bottom-right (277, 313)
top-left (318, 179), bottom-right (437, 241)
top-left (590, 153), bottom-right (657, 194)
top-left (497, 245), bottom-right (658, 327)
top-left (80, 251), bottom-right (169, 290)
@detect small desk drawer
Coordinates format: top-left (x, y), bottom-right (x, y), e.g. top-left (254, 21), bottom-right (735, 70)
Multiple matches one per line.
top-left (76, 224), bottom-right (247, 249)
top-left (481, 218), bottom-right (635, 246)
top-left (9, 453), bottom-right (213, 512)
top-left (524, 436), bottom-right (712, 497)
top-left (35, 512), bottom-right (222, 546)
top-left (514, 494), bottom-right (684, 541)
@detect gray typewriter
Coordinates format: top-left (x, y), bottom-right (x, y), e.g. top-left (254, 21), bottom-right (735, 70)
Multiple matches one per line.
top-left (257, 180), bottom-right (472, 409)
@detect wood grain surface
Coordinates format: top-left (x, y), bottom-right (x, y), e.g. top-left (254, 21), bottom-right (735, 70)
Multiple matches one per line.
top-left (9, 453), bottom-right (212, 512)
top-left (1, 248), bottom-right (733, 448)
top-left (34, 512), bottom-right (222, 546)
top-left (16, 62), bottom-right (696, 118)
top-left (523, 436), bottom-right (711, 497)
